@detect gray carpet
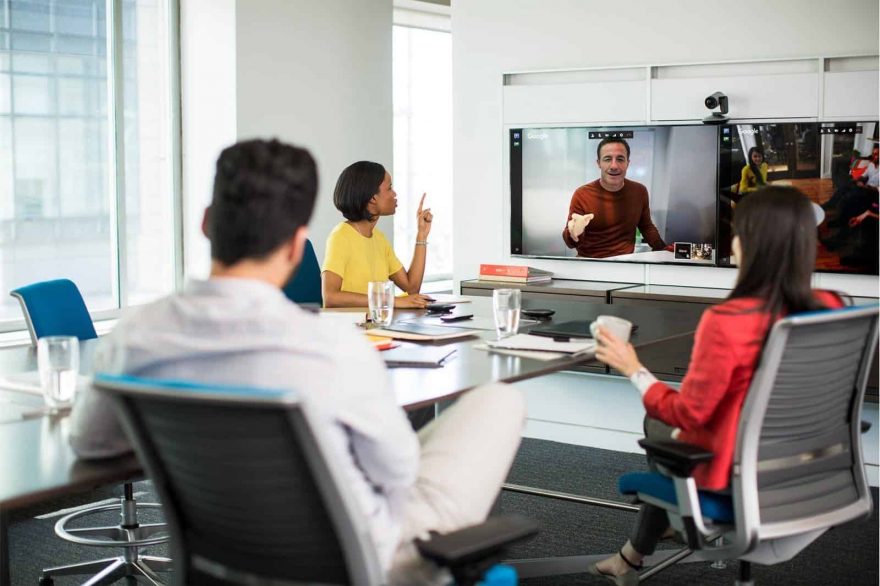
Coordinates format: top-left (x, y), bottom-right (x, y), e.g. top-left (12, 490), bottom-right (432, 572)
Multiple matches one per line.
top-left (497, 439), bottom-right (880, 586)
top-left (6, 439), bottom-right (879, 585)
top-left (8, 481), bottom-right (169, 585)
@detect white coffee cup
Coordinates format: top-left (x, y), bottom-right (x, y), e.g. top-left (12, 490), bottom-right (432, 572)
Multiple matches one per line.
top-left (589, 315), bottom-right (633, 344)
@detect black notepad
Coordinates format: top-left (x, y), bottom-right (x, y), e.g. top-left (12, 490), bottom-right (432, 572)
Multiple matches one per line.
top-left (529, 320), bottom-right (638, 340)
top-left (382, 346), bottom-right (457, 368)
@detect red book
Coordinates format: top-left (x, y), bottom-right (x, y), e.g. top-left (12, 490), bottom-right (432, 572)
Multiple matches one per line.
top-left (479, 264), bottom-right (552, 278)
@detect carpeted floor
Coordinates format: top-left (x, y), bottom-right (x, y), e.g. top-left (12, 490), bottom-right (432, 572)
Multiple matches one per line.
top-left (7, 438), bottom-right (879, 585)
top-left (497, 439), bottom-right (880, 586)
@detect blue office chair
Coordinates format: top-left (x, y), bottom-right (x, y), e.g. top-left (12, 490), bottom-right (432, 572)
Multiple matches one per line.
top-left (97, 373), bottom-right (538, 586)
top-left (9, 279), bottom-right (170, 585)
top-left (617, 305), bottom-right (878, 585)
top-left (9, 279), bottom-right (98, 346)
top-left (282, 238), bottom-right (323, 305)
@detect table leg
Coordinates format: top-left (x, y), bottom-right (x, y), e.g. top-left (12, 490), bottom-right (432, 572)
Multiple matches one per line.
top-left (0, 508), bottom-right (9, 586)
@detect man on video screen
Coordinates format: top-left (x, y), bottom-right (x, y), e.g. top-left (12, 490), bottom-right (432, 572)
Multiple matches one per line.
top-left (561, 137), bottom-right (667, 258)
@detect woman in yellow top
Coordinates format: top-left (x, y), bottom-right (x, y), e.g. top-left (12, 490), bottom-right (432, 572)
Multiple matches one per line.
top-left (738, 146), bottom-right (768, 194)
top-left (322, 161), bottom-right (434, 308)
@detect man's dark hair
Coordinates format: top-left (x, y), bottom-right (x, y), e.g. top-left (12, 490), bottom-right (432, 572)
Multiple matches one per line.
top-left (596, 137), bottom-right (631, 160)
top-left (207, 139), bottom-right (318, 266)
top-left (729, 185), bottom-right (822, 317)
top-left (333, 161), bottom-right (386, 222)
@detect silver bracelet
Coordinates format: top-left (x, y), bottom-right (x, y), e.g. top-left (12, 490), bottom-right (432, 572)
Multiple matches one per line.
top-left (415, 240), bottom-right (428, 246)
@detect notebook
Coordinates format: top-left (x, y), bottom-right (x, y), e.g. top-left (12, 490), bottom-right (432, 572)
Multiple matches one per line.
top-left (368, 322), bottom-right (477, 341)
top-left (382, 346), bottom-right (457, 368)
top-left (485, 334), bottom-right (594, 355)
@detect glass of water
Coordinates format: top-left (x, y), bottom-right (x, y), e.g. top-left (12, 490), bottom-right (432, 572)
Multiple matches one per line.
top-left (493, 288), bottom-right (521, 339)
top-left (37, 336), bottom-right (80, 411)
top-left (368, 281), bottom-right (395, 327)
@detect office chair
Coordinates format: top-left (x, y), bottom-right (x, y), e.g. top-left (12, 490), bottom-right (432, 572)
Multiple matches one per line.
top-left (616, 304), bottom-right (878, 585)
top-left (9, 279), bottom-right (170, 585)
top-left (282, 238), bottom-right (323, 305)
top-left (9, 279), bottom-right (98, 346)
top-left (96, 374), bottom-right (539, 586)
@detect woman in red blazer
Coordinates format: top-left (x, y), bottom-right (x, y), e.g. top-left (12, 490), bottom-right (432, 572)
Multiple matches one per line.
top-left (589, 186), bottom-right (844, 585)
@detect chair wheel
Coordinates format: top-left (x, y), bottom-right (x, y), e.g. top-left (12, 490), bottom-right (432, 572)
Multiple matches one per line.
top-left (38, 578), bottom-right (54, 586)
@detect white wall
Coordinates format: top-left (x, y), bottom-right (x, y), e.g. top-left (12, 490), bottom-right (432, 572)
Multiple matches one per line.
top-left (181, 0), bottom-right (393, 277)
top-left (452, 0), bottom-right (880, 296)
top-left (180, 0), bottom-right (237, 280)
top-left (235, 0), bottom-right (394, 261)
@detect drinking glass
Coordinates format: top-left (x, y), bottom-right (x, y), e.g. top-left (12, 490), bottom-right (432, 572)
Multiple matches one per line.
top-left (368, 281), bottom-right (395, 327)
top-left (493, 288), bottom-right (521, 339)
top-left (37, 336), bottom-right (80, 411)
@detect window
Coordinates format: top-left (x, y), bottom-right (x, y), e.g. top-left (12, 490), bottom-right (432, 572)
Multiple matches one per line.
top-left (392, 5), bottom-right (451, 281)
top-left (0, 0), bottom-right (179, 328)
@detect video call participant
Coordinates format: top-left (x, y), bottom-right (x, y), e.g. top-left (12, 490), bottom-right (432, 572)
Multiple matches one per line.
top-left (322, 161), bottom-right (434, 308)
top-left (561, 137), bottom-right (667, 258)
top-left (738, 146), bottom-right (768, 195)
top-left (587, 186), bottom-right (844, 584)
top-left (69, 139), bottom-right (526, 585)
top-left (854, 145), bottom-right (879, 190)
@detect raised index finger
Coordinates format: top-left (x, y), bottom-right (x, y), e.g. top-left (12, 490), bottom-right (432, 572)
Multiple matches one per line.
top-left (417, 193), bottom-right (426, 214)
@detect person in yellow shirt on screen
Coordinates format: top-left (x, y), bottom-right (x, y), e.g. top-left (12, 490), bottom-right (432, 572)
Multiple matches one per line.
top-left (738, 146), bottom-right (768, 195)
top-left (322, 161), bottom-right (435, 308)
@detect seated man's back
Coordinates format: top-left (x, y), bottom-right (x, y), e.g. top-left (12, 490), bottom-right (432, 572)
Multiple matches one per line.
top-left (71, 276), bottom-right (419, 567)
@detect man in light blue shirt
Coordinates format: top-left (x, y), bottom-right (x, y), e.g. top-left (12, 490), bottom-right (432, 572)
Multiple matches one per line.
top-left (70, 139), bottom-right (525, 584)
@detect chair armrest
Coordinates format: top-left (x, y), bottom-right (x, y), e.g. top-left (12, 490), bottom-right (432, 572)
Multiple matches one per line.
top-left (639, 439), bottom-right (714, 477)
top-left (415, 514), bottom-right (538, 574)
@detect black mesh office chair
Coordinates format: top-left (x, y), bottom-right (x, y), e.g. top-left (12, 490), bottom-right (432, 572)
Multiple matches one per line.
top-left (96, 375), bottom-right (538, 585)
top-left (615, 304), bottom-right (878, 585)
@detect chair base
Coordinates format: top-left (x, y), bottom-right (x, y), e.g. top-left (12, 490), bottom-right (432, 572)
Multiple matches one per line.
top-left (40, 554), bottom-right (171, 586)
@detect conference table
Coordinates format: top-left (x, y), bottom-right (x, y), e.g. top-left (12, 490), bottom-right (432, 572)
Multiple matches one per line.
top-left (0, 295), bottom-right (703, 585)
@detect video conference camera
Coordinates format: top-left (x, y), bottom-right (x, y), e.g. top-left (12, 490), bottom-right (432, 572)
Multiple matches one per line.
top-left (702, 91), bottom-right (729, 125)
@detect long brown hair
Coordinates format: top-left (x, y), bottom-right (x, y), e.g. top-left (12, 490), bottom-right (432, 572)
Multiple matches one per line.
top-left (728, 185), bottom-right (823, 316)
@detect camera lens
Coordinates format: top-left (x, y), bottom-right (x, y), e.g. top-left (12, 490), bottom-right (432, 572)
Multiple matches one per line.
top-left (705, 96), bottom-right (718, 109)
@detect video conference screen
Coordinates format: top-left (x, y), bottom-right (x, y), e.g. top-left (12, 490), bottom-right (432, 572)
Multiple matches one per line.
top-left (510, 125), bottom-right (719, 266)
top-left (717, 121), bottom-right (879, 274)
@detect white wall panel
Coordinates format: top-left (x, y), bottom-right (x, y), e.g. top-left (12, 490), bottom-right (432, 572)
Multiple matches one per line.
top-left (503, 81), bottom-right (647, 125)
top-left (651, 74), bottom-right (820, 121)
top-left (824, 71), bottom-right (880, 118)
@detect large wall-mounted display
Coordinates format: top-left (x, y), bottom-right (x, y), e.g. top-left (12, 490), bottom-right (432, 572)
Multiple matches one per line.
top-left (509, 121), bottom-right (879, 275)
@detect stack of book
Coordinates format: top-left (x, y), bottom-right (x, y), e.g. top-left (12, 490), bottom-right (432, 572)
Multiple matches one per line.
top-left (478, 264), bottom-right (552, 284)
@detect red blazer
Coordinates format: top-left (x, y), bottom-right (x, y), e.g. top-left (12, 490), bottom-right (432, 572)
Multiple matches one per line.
top-left (643, 290), bottom-right (844, 491)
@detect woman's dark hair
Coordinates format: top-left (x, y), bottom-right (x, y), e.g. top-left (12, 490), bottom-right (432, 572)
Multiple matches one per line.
top-left (333, 161), bottom-right (386, 222)
top-left (747, 146), bottom-right (766, 187)
top-left (207, 139), bottom-right (318, 266)
top-left (728, 185), bottom-right (823, 316)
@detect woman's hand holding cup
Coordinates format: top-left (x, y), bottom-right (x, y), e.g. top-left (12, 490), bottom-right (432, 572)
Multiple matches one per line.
top-left (590, 315), bottom-right (642, 377)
